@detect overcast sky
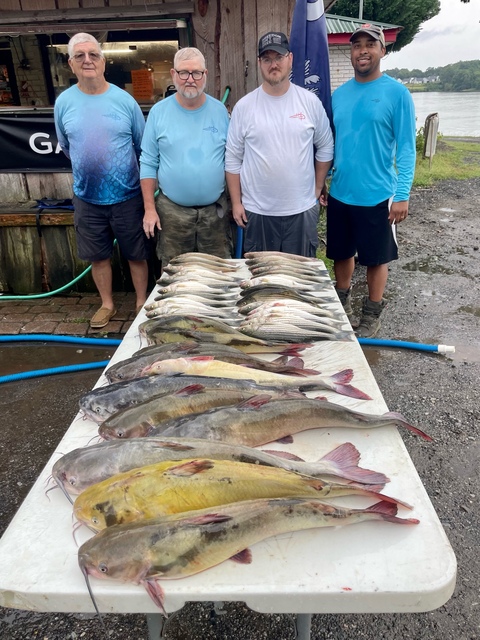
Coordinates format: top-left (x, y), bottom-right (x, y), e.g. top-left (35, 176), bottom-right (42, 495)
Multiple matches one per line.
top-left (382, 0), bottom-right (479, 71)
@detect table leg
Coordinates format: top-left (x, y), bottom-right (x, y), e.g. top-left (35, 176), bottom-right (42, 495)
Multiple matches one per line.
top-left (296, 613), bottom-right (312, 640)
top-left (146, 613), bottom-right (165, 639)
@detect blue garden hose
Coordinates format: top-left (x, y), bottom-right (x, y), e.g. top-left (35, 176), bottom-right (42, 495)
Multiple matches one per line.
top-left (0, 335), bottom-right (121, 346)
top-left (357, 338), bottom-right (455, 354)
top-left (0, 361), bottom-right (110, 385)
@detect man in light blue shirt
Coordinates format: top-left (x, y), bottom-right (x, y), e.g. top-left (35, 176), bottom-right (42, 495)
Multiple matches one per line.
top-left (55, 33), bottom-right (149, 329)
top-left (140, 48), bottom-right (231, 267)
top-left (327, 24), bottom-right (416, 337)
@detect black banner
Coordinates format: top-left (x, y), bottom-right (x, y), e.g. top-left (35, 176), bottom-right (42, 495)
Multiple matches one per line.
top-left (0, 109), bottom-right (72, 172)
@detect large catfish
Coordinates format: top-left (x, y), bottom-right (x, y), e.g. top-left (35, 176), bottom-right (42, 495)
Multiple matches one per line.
top-left (79, 497), bottom-right (419, 615)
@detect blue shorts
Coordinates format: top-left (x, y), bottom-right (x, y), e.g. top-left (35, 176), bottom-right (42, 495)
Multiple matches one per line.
top-left (326, 195), bottom-right (398, 266)
top-left (244, 204), bottom-right (320, 257)
top-left (73, 193), bottom-right (150, 262)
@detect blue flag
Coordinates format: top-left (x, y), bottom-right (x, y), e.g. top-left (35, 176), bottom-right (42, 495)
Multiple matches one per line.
top-left (290, 0), bottom-right (332, 125)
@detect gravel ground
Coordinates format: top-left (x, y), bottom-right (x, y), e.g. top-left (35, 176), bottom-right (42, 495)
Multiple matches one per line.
top-left (1, 177), bottom-right (480, 639)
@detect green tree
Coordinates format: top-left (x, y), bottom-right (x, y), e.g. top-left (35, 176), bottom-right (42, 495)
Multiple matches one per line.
top-left (329, 0), bottom-right (440, 51)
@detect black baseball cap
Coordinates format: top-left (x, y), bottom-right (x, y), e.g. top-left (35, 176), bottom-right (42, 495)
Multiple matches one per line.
top-left (258, 32), bottom-right (290, 57)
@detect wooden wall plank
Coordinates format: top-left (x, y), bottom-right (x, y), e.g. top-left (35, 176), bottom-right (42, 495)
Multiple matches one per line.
top-left (218, 0), bottom-right (244, 107)
top-left (1, 227), bottom-right (42, 294)
top-left (191, 0), bottom-right (218, 98)
top-left (19, 0), bottom-right (56, 9)
top-left (0, 1), bottom-right (22, 9)
top-left (56, 1), bottom-right (82, 9)
top-left (25, 173), bottom-right (74, 201)
top-left (243, 0), bottom-right (259, 95)
top-left (0, 174), bottom-right (29, 201)
top-left (0, 213), bottom-right (74, 227)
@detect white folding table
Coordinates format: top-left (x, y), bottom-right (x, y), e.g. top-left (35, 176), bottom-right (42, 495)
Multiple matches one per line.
top-left (0, 261), bottom-right (456, 640)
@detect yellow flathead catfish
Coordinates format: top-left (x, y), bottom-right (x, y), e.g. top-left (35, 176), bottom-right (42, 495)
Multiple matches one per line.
top-left (73, 458), bottom-right (411, 531)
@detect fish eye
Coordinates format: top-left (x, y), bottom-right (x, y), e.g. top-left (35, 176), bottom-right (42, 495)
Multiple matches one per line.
top-left (68, 477), bottom-right (77, 486)
top-left (99, 563), bottom-right (108, 574)
top-left (92, 516), bottom-right (99, 525)
top-left (116, 430), bottom-right (124, 438)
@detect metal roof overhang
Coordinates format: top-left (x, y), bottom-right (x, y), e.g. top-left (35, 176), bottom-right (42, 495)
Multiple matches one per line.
top-left (0, 2), bottom-right (193, 36)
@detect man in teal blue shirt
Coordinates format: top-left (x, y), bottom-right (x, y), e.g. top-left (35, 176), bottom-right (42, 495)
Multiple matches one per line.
top-left (327, 24), bottom-right (416, 337)
top-left (55, 33), bottom-right (149, 329)
top-left (140, 48), bottom-right (231, 267)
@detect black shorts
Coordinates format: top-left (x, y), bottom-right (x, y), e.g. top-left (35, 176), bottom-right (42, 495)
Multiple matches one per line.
top-left (326, 195), bottom-right (398, 266)
top-left (244, 204), bottom-right (320, 257)
top-left (73, 193), bottom-right (149, 262)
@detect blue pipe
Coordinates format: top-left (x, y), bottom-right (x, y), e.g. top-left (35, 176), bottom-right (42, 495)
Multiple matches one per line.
top-left (0, 361), bottom-right (110, 385)
top-left (357, 338), bottom-right (455, 354)
top-left (0, 335), bottom-right (121, 346)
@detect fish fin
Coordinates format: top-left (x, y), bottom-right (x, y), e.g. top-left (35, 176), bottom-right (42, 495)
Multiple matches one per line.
top-left (230, 548), bottom-right (252, 564)
top-left (235, 395), bottom-right (273, 410)
top-left (142, 579), bottom-right (168, 616)
top-left (279, 343), bottom-right (312, 355)
top-left (174, 384), bottom-right (206, 396)
top-left (187, 355), bottom-right (215, 362)
top-left (272, 355), bottom-right (289, 365)
top-left (261, 449), bottom-right (305, 462)
top-left (276, 435), bottom-right (294, 444)
top-left (166, 459), bottom-right (215, 476)
top-left (361, 490), bottom-right (413, 510)
top-left (319, 443), bottom-right (390, 486)
top-left (333, 383), bottom-right (373, 401)
top-left (384, 412), bottom-right (433, 441)
top-left (364, 501), bottom-right (420, 525)
top-left (330, 368), bottom-right (354, 384)
top-left (287, 356), bottom-right (305, 369)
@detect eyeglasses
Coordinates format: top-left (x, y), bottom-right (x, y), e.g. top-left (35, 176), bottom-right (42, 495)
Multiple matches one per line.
top-left (259, 53), bottom-right (289, 66)
top-left (71, 52), bottom-right (103, 63)
top-left (175, 69), bottom-right (205, 81)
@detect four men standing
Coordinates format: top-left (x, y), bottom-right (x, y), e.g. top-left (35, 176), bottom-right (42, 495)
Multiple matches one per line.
top-left (55, 26), bottom-right (415, 338)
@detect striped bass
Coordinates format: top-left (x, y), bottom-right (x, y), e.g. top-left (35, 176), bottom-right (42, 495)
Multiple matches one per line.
top-left (78, 497), bottom-right (418, 614)
top-left (241, 276), bottom-right (331, 292)
top-left (168, 252), bottom-right (240, 267)
top-left (141, 356), bottom-right (369, 399)
top-left (73, 458), bottom-right (411, 532)
top-left (148, 396), bottom-right (431, 444)
top-left (244, 251), bottom-right (319, 262)
top-left (52, 437), bottom-right (388, 498)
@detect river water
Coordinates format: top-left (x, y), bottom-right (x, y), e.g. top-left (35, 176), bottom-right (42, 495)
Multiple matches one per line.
top-left (410, 92), bottom-right (480, 137)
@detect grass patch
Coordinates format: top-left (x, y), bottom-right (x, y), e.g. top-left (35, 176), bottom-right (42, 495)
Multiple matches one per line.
top-left (414, 139), bottom-right (480, 187)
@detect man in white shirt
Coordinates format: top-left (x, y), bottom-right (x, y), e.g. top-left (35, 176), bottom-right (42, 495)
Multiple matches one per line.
top-left (225, 31), bottom-right (333, 257)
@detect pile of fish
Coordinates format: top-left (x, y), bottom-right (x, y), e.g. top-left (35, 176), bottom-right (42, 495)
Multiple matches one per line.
top-left (147, 251), bottom-right (350, 342)
top-left (51, 252), bottom-right (430, 615)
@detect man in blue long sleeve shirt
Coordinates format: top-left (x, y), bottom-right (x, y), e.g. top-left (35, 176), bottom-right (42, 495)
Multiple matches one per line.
top-left (54, 33), bottom-right (149, 328)
top-left (326, 24), bottom-right (416, 337)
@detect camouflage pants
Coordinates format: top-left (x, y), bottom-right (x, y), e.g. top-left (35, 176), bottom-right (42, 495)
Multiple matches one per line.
top-left (154, 191), bottom-right (233, 267)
